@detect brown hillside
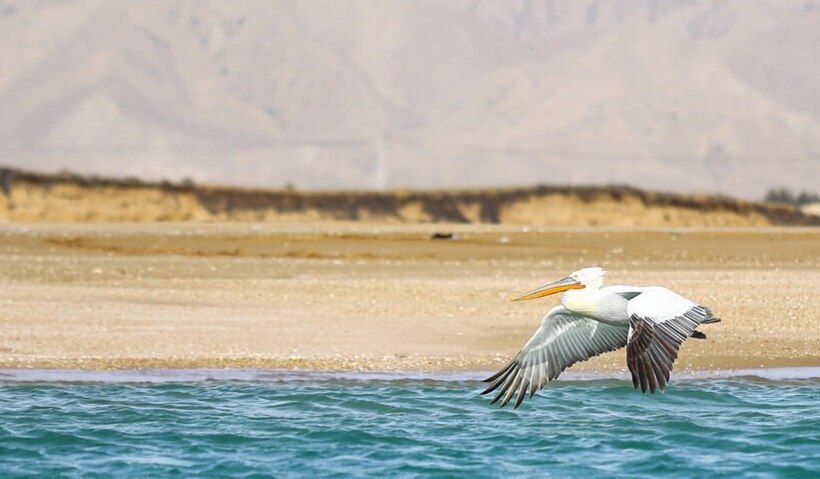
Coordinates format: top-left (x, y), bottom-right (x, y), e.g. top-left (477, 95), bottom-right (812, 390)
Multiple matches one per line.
top-left (0, 167), bottom-right (816, 227)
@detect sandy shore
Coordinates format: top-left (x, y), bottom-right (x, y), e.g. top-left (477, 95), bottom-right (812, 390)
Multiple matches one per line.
top-left (0, 222), bottom-right (818, 372)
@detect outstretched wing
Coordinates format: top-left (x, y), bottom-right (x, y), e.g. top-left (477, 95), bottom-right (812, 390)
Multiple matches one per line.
top-left (626, 288), bottom-right (719, 393)
top-left (482, 305), bottom-right (628, 408)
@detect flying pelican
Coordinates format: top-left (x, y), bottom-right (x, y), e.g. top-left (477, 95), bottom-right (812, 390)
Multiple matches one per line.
top-left (482, 267), bottom-right (719, 408)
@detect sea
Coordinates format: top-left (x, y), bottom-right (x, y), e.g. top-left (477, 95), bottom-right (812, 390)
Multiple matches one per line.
top-left (1, 368), bottom-right (818, 478)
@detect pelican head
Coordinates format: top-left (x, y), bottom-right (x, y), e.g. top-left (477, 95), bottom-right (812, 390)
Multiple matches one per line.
top-left (511, 267), bottom-right (606, 302)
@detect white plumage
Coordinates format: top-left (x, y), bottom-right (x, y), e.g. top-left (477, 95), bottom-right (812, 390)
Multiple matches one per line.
top-left (482, 267), bottom-right (720, 408)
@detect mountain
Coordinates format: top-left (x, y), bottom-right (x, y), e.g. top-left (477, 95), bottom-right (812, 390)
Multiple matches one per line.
top-left (0, 0), bottom-right (818, 198)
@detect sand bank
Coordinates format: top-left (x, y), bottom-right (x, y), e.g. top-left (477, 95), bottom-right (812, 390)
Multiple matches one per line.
top-left (0, 223), bottom-right (818, 372)
top-left (2, 167), bottom-right (817, 226)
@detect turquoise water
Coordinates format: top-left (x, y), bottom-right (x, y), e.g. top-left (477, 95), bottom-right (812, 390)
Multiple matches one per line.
top-left (1, 370), bottom-right (819, 478)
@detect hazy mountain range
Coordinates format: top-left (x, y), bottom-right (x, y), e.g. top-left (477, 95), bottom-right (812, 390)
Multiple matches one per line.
top-left (0, 0), bottom-right (818, 198)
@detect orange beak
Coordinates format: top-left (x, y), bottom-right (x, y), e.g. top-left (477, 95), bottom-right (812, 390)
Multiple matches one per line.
top-left (511, 277), bottom-right (585, 302)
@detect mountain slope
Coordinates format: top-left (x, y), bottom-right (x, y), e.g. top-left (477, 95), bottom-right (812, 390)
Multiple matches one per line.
top-left (0, 0), bottom-right (817, 197)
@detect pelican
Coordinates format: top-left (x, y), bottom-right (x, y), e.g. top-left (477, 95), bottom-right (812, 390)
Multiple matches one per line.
top-left (482, 267), bottom-right (720, 408)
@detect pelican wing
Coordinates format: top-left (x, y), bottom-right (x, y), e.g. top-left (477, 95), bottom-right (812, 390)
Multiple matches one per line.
top-left (482, 305), bottom-right (628, 408)
top-left (626, 288), bottom-right (718, 393)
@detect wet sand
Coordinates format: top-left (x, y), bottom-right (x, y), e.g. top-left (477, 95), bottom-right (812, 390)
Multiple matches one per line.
top-left (0, 223), bottom-right (818, 372)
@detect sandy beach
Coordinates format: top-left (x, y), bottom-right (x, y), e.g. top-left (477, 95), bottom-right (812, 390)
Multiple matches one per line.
top-left (0, 222), bottom-right (818, 372)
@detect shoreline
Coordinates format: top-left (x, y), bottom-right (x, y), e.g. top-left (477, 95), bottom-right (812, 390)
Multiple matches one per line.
top-left (2, 366), bottom-right (819, 384)
top-left (1, 353), bottom-right (819, 373)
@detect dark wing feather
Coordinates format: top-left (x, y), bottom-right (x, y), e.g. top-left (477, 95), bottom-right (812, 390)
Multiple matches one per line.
top-left (627, 298), bottom-right (719, 393)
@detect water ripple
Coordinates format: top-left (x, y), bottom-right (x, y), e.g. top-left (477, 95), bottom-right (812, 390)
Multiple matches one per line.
top-left (0, 375), bottom-right (818, 478)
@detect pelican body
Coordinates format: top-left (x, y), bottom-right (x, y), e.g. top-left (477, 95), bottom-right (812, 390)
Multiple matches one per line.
top-left (483, 267), bottom-right (720, 408)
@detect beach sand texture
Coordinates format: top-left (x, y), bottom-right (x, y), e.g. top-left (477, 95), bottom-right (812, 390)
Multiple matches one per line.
top-left (0, 223), bottom-right (818, 372)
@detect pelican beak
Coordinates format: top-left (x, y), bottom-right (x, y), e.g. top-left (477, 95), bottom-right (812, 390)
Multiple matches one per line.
top-left (511, 277), bottom-right (585, 302)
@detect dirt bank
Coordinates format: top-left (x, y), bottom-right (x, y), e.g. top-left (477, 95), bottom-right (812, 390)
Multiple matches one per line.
top-left (1, 167), bottom-right (816, 226)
